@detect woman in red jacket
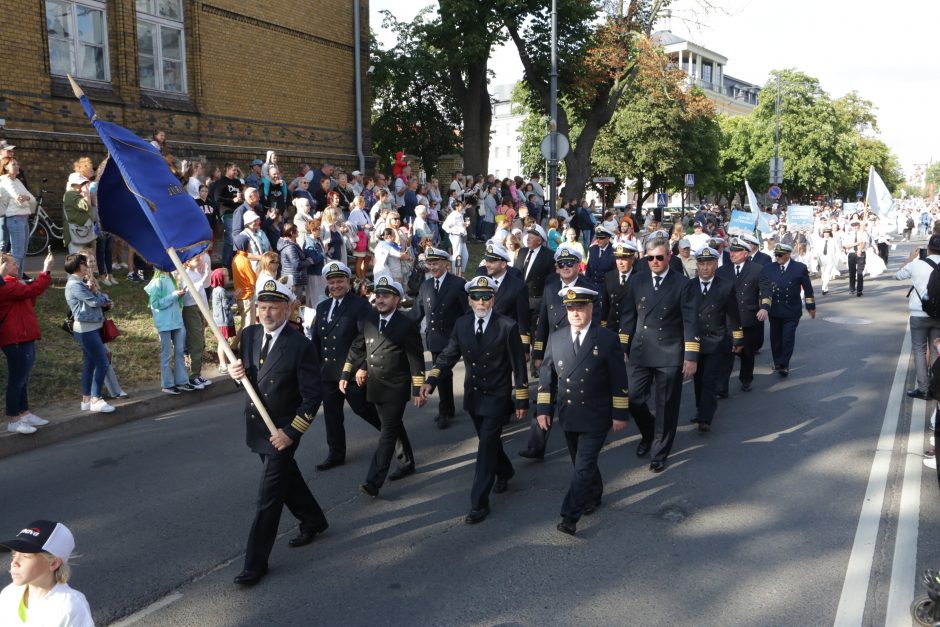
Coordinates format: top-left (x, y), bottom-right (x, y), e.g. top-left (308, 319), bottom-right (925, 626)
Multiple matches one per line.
top-left (0, 250), bottom-right (54, 434)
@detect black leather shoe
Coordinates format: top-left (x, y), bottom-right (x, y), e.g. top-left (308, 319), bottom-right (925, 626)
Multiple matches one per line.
top-left (493, 476), bottom-right (511, 494)
top-left (388, 464), bottom-right (415, 481)
top-left (518, 449), bottom-right (544, 460)
top-left (636, 441), bottom-right (651, 457)
top-left (358, 483), bottom-right (379, 498)
top-left (697, 422), bottom-right (711, 432)
top-left (434, 415), bottom-right (450, 430)
top-left (650, 460), bottom-right (666, 473)
top-left (315, 458), bottom-right (344, 471)
top-left (689, 415), bottom-right (699, 424)
top-left (584, 499), bottom-right (602, 516)
top-left (716, 391), bottom-right (729, 399)
top-left (288, 522), bottom-right (328, 548)
top-left (778, 367), bottom-right (789, 377)
top-left (907, 389), bottom-right (929, 400)
top-left (556, 517), bottom-right (577, 536)
top-left (741, 381), bottom-right (752, 392)
top-left (234, 567), bottom-right (267, 586)
top-left (465, 507), bottom-right (490, 524)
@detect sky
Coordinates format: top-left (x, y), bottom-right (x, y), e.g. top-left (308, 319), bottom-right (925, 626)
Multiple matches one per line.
top-left (371, 0), bottom-right (938, 179)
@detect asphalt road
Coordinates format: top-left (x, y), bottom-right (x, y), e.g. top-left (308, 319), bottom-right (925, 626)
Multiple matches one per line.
top-left (2, 241), bottom-right (937, 627)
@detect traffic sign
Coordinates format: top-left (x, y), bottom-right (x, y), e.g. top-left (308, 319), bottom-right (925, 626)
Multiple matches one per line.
top-left (592, 177), bottom-right (616, 184)
top-left (768, 185), bottom-right (782, 200)
top-left (540, 132), bottom-right (570, 162)
top-left (684, 173), bottom-right (695, 188)
top-left (656, 192), bottom-right (668, 207)
top-left (856, 191), bottom-right (864, 199)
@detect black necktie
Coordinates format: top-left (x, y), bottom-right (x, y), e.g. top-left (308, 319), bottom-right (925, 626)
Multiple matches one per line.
top-left (780, 264), bottom-right (785, 274)
top-left (476, 318), bottom-right (483, 339)
top-left (379, 318), bottom-right (387, 333)
top-left (735, 265), bottom-right (741, 276)
top-left (654, 275), bottom-right (662, 290)
top-left (523, 250), bottom-right (532, 275)
top-left (328, 299), bottom-right (338, 322)
top-left (434, 278), bottom-right (440, 292)
top-left (573, 330), bottom-right (581, 353)
top-left (259, 333), bottom-right (272, 365)
top-left (823, 241), bottom-right (828, 255)
top-left (621, 274), bottom-right (627, 286)
top-left (702, 282), bottom-right (709, 296)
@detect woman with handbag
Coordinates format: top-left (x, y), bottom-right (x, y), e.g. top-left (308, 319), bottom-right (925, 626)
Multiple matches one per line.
top-left (62, 173), bottom-right (98, 255)
top-left (0, 157), bottom-right (36, 277)
top-left (0, 250), bottom-right (54, 434)
top-left (347, 196), bottom-right (373, 280)
top-left (63, 253), bottom-right (115, 413)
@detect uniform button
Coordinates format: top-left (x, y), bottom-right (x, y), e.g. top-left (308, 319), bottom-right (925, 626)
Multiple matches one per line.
top-left (567, 399), bottom-right (572, 404)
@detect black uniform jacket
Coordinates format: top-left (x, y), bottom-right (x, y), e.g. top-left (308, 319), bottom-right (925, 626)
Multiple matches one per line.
top-left (531, 273), bottom-right (599, 361)
top-left (342, 309), bottom-right (425, 404)
top-left (536, 324), bottom-right (629, 432)
top-left (426, 312), bottom-right (528, 420)
top-left (312, 292), bottom-right (372, 382)
top-left (513, 245), bottom-right (556, 300)
top-left (619, 268), bottom-right (700, 367)
top-left (717, 259), bottom-right (765, 328)
top-left (759, 260), bottom-right (816, 319)
top-left (410, 272), bottom-right (469, 353)
top-left (600, 267), bottom-right (636, 342)
top-left (692, 275), bottom-right (744, 354)
top-left (240, 323), bottom-right (322, 454)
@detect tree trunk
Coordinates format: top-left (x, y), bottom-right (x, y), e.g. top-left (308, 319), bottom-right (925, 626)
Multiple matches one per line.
top-left (459, 63), bottom-right (492, 176)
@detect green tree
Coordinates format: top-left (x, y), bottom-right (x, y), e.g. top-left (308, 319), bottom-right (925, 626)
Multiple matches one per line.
top-left (717, 114), bottom-right (764, 204)
top-left (924, 162), bottom-right (940, 191)
top-left (370, 10), bottom-right (462, 176)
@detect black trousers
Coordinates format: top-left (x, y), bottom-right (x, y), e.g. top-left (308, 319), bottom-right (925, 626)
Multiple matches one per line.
top-left (365, 400), bottom-right (414, 489)
top-left (244, 449), bottom-right (327, 573)
top-left (878, 242), bottom-right (889, 264)
top-left (693, 351), bottom-right (724, 425)
top-left (769, 316), bottom-right (800, 369)
top-left (848, 252), bottom-right (866, 293)
top-left (322, 381), bottom-right (378, 461)
top-left (718, 323), bottom-right (762, 390)
top-left (560, 429), bottom-right (607, 520)
top-left (430, 351), bottom-right (455, 417)
top-left (628, 362), bottom-right (683, 462)
top-left (469, 413), bottom-right (513, 510)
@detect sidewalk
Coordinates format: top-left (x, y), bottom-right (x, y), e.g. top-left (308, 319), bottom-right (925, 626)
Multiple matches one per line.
top-left (0, 369), bottom-right (236, 460)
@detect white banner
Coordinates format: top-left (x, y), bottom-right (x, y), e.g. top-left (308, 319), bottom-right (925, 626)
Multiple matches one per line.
top-left (867, 166), bottom-right (896, 219)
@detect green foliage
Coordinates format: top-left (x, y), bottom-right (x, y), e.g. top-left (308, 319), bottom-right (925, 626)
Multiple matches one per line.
top-left (925, 162), bottom-right (940, 190)
top-left (370, 10), bottom-right (462, 176)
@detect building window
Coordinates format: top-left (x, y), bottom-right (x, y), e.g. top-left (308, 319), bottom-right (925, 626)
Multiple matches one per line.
top-left (701, 63), bottom-right (712, 85)
top-left (495, 147), bottom-right (500, 159)
top-left (136, 0), bottom-right (186, 93)
top-left (45, 0), bottom-right (110, 82)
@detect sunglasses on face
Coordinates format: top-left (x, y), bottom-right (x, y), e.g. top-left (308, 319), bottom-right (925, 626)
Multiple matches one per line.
top-left (556, 260), bottom-right (577, 269)
top-left (469, 293), bottom-right (493, 301)
top-left (646, 254), bottom-right (666, 261)
top-left (773, 252), bottom-right (786, 257)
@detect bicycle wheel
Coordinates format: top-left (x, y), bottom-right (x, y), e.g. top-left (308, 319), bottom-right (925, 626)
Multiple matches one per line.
top-left (26, 219), bottom-right (50, 256)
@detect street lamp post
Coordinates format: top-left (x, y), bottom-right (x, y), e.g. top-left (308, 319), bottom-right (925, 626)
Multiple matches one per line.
top-left (548, 0), bottom-right (558, 220)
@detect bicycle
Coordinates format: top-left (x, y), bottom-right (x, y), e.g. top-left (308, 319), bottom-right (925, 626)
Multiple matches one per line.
top-left (26, 179), bottom-right (64, 255)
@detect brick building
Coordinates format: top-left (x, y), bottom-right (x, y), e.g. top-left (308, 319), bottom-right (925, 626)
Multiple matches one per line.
top-left (0, 0), bottom-right (373, 219)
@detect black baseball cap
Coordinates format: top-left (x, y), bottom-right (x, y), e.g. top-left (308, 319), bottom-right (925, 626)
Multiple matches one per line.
top-left (0, 520), bottom-right (75, 559)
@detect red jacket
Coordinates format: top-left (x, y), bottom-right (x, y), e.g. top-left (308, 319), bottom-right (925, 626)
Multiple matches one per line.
top-left (0, 272), bottom-right (52, 347)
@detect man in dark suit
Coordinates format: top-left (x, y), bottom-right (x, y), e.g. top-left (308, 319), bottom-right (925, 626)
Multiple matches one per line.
top-left (480, 241), bottom-right (531, 352)
top-left (410, 247), bottom-right (469, 429)
top-left (227, 279), bottom-right (326, 587)
top-left (689, 247), bottom-right (743, 431)
top-left (620, 237), bottom-right (700, 473)
top-left (759, 243), bottom-right (816, 376)
top-left (585, 226), bottom-right (615, 285)
top-left (341, 275), bottom-right (427, 497)
top-left (717, 237), bottom-right (767, 392)
top-left (600, 241), bottom-right (639, 341)
top-left (421, 276), bottom-right (529, 524)
top-left (741, 232), bottom-right (771, 266)
top-left (536, 286), bottom-right (629, 536)
top-left (312, 261), bottom-right (409, 470)
top-left (521, 244), bottom-right (599, 460)
top-left (513, 224), bottom-right (556, 304)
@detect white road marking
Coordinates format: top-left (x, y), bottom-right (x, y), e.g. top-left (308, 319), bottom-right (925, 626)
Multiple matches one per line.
top-left (833, 329), bottom-right (911, 626)
top-left (885, 395), bottom-right (927, 626)
top-left (109, 591), bottom-right (182, 626)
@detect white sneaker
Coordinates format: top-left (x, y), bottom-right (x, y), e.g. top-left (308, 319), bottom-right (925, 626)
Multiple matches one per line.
top-left (22, 413), bottom-right (49, 427)
top-left (101, 277), bottom-right (113, 286)
top-left (81, 401), bottom-right (91, 411)
top-left (925, 457), bottom-right (937, 470)
top-left (89, 399), bottom-right (115, 413)
top-left (7, 420), bottom-right (36, 435)
top-left (108, 276), bottom-right (119, 285)
top-left (931, 435), bottom-right (936, 447)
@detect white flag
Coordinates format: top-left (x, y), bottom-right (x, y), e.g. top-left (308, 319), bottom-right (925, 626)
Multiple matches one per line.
top-left (866, 166), bottom-right (896, 219)
top-left (744, 179), bottom-right (761, 214)
top-left (745, 179), bottom-right (771, 234)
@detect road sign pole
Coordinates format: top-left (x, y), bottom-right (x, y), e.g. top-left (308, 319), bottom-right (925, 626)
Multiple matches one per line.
top-left (548, 0), bottom-right (558, 220)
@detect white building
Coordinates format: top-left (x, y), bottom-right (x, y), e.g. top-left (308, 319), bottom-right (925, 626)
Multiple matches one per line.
top-left (488, 84), bottom-right (526, 179)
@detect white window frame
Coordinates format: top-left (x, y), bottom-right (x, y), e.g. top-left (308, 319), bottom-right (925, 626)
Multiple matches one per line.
top-left (45, 0), bottom-right (111, 83)
top-left (136, 0), bottom-right (187, 94)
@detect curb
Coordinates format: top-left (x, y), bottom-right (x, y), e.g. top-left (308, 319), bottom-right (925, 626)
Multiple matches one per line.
top-left (0, 375), bottom-right (238, 460)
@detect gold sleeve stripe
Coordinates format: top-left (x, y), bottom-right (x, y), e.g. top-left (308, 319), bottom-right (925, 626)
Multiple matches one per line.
top-left (805, 297), bottom-right (815, 303)
top-left (520, 334), bottom-right (531, 344)
top-left (537, 392), bottom-right (552, 404)
top-left (411, 376), bottom-right (425, 384)
top-left (428, 368), bottom-right (441, 378)
top-left (761, 298), bottom-right (772, 305)
top-left (600, 321), bottom-right (608, 327)
top-left (685, 342), bottom-right (700, 352)
top-left (732, 330), bottom-right (744, 339)
top-left (619, 333), bottom-right (629, 343)
top-left (612, 396), bottom-right (629, 409)
top-left (533, 341), bottom-right (545, 351)
top-left (514, 388), bottom-right (529, 400)
top-left (291, 417), bottom-right (310, 434)
top-left (342, 362), bottom-right (353, 373)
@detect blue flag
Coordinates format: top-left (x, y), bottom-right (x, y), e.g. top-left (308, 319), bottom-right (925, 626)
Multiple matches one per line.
top-left (70, 78), bottom-right (211, 271)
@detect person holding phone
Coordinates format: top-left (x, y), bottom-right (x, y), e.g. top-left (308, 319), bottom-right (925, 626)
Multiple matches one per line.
top-left (144, 269), bottom-right (195, 395)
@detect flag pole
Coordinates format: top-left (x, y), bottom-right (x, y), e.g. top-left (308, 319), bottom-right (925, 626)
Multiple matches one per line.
top-left (167, 247), bottom-right (278, 437)
top-left (864, 165), bottom-right (873, 215)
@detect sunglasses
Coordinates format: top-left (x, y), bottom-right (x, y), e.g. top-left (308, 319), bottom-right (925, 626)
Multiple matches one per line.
top-left (646, 254), bottom-right (666, 261)
top-left (469, 293), bottom-right (493, 301)
top-left (773, 252), bottom-right (787, 257)
top-left (556, 260), bottom-right (577, 269)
